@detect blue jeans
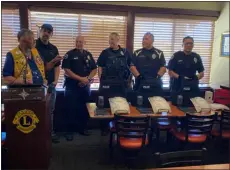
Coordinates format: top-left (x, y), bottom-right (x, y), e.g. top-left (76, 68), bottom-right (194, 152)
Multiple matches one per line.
top-left (47, 86), bottom-right (56, 133)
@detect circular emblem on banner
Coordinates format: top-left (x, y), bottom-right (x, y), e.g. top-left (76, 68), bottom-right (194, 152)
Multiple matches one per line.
top-left (152, 54), bottom-right (157, 59)
top-left (194, 57), bottom-right (197, 63)
top-left (12, 109), bottom-right (39, 134)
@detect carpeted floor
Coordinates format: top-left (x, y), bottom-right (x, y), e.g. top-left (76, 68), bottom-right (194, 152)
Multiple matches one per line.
top-left (49, 130), bottom-right (230, 170)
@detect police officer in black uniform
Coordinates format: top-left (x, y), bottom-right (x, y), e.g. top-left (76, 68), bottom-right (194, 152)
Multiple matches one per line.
top-left (168, 36), bottom-right (205, 104)
top-left (97, 32), bottom-right (138, 135)
top-left (62, 36), bottom-right (97, 140)
top-left (132, 32), bottom-right (166, 94)
top-left (36, 24), bottom-right (62, 143)
top-left (97, 32), bottom-right (137, 87)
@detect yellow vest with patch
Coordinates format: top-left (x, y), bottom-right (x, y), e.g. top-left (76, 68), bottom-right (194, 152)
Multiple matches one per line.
top-left (10, 46), bottom-right (46, 84)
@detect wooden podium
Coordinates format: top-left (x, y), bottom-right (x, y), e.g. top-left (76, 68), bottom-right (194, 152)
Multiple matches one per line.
top-left (2, 86), bottom-right (51, 169)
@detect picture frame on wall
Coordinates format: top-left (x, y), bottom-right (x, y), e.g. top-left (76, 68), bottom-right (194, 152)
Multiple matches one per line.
top-left (220, 32), bottom-right (229, 57)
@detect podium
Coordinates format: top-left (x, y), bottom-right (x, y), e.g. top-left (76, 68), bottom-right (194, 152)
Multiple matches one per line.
top-left (2, 86), bottom-right (51, 169)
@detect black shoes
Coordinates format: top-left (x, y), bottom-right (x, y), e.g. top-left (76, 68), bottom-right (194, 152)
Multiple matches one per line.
top-left (52, 132), bottom-right (60, 143)
top-left (65, 133), bottom-right (74, 141)
top-left (64, 130), bottom-right (91, 141)
top-left (79, 130), bottom-right (91, 136)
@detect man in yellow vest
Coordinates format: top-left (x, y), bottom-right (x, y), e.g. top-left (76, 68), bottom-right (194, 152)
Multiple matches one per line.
top-left (3, 29), bottom-right (46, 85)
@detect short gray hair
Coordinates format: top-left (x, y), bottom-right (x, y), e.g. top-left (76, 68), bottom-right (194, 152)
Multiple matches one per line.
top-left (110, 32), bottom-right (120, 38)
top-left (144, 32), bottom-right (154, 42)
top-left (17, 29), bottom-right (34, 40)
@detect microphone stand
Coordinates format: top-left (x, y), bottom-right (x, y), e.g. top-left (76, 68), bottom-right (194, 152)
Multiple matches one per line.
top-left (23, 57), bottom-right (28, 84)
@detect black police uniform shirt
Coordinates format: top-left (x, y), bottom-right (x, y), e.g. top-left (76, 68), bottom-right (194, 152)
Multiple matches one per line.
top-left (62, 48), bottom-right (97, 83)
top-left (132, 47), bottom-right (166, 78)
top-left (97, 46), bottom-right (133, 78)
top-left (168, 51), bottom-right (204, 78)
top-left (35, 38), bottom-right (60, 85)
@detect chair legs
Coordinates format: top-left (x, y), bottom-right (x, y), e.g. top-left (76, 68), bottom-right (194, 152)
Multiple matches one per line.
top-left (166, 131), bottom-right (171, 144)
top-left (109, 132), bottom-right (114, 159)
top-left (149, 128), bottom-right (154, 146)
top-left (156, 129), bottom-right (160, 142)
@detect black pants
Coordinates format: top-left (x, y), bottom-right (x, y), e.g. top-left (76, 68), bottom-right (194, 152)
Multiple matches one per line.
top-left (64, 85), bottom-right (90, 133)
top-left (171, 79), bottom-right (200, 106)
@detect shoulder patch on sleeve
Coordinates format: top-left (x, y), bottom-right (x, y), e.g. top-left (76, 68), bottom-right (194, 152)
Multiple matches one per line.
top-left (170, 54), bottom-right (175, 60)
top-left (194, 57), bottom-right (198, 63)
top-left (135, 49), bottom-right (142, 56)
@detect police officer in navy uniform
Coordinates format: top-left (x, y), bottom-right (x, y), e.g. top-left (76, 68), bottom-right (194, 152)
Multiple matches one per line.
top-left (62, 36), bottom-right (97, 140)
top-left (168, 36), bottom-right (204, 104)
top-left (97, 32), bottom-right (138, 135)
top-left (97, 32), bottom-right (137, 86)
top-left (132, 32), bottom-right (166, 93)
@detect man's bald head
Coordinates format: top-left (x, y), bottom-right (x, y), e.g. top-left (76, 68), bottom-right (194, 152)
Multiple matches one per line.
top-left (75, 36), bottom-right (85, 50)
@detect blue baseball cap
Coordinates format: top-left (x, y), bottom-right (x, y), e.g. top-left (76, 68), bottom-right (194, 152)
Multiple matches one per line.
top-left (41, 24), bottom-right (53, 32)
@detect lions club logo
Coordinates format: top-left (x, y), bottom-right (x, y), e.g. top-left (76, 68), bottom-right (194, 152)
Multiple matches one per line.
top-left (13, 109), bottom-right (39, 134)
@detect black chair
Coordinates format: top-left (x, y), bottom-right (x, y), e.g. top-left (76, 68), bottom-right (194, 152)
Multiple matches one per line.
top-left (155, 148), bottom-right (207, 168)
top-left (212, 110), bottom-right (230, 139)
top-left (170, 113), bottom-right (215, 146)
top-left (109, 114), bottom-right (150, 160)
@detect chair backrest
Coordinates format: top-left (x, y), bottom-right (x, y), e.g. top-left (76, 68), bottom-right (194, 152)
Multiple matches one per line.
top-left (114, 114), bottom-right (150, 147)
top-left (220, 110), bottom-right (230, 135)
top-left (185, 113), bottom-right (215, 141)
top-left (155, 148), bottom-right (206, 168)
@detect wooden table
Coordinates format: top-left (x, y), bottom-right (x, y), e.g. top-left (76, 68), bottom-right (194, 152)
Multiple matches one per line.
top-left (87, 103), bottom-right (185, 119)
top-left (152, 163), bottom-right (230, 170)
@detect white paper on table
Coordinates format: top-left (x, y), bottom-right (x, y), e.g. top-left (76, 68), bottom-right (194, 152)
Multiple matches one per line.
top-left (148, 96), bottom-right (171, 114)
top-left (109, 97), bottom-right (130, 115)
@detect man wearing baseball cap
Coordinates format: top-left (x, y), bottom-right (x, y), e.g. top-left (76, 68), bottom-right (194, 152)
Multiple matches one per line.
top-left (36, 24), bottom-right (62, 143)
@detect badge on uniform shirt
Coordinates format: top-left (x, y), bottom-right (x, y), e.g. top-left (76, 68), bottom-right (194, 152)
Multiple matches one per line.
top-left (152, 54), bottom-right (157, 59)
top-left (87, 55), bottom-right (91, 60)
top-left (64, 54), bottom-right (68, 59)
top-left (120, 51), bottom-right (124, 56)
top-left (194, 57), bottom-right (197, 63)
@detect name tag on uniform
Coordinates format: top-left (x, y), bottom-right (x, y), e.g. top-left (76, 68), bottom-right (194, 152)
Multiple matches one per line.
top-left (183, 87), bottom-right (191, 91)
top-left (143, 85), bottom-right (150, 89)
top-left (73, 56), bottom-right (78, 60)
top-left (178, 60), bottom-right (183, 63)
top-left (102, 85), bottom-right (110, 89)
top-left (139, 55), bottom-right (145, 58)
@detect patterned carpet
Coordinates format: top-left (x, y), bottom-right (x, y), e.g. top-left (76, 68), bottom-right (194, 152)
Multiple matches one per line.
top-left (49, 130), bottom-right (230, 170)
